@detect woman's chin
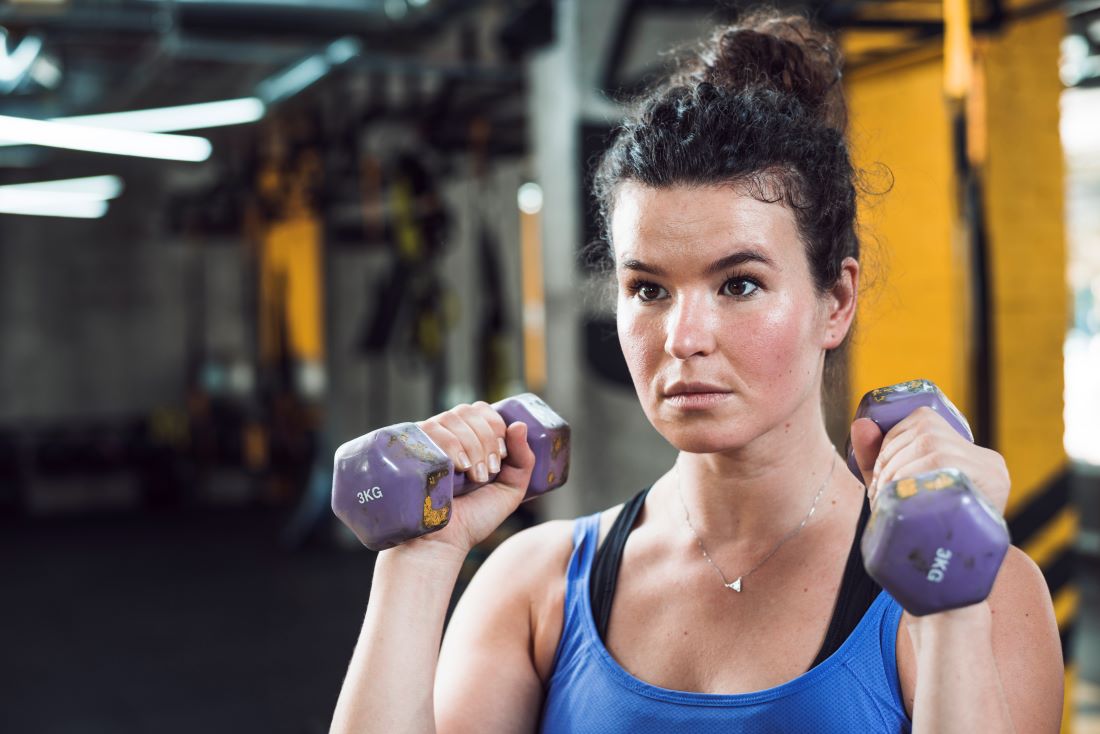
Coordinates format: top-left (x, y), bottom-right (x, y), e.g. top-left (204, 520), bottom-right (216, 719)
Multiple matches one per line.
top-left (655, 419), bottom-right (754, 454)
top-left (643, 397), bottom-right (756, 450)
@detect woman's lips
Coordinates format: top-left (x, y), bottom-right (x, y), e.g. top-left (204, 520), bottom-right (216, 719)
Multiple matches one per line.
top-left (663, 392), bottom-right (732, 409)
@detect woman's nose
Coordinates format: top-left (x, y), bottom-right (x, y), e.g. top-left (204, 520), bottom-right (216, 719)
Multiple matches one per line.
top-left (664, 292), bottom-right (717, 360)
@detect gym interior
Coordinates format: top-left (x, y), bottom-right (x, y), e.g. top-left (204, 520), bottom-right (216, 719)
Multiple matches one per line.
top-left (1, 0), bottom-right (1097, 731)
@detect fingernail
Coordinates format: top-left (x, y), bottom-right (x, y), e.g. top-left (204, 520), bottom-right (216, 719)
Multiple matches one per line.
top-left (498, 438), bottom-right (507, 457)
top-left (458, 452), bottom-right (471, 470)
top-left (488, 453), bottom-right (500, 473)
top-left (476, 462), bottom-right (488, 483)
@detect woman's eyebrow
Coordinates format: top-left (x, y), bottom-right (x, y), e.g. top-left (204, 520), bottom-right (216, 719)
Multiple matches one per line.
top-left (619, 249), bottom-right (776, 277)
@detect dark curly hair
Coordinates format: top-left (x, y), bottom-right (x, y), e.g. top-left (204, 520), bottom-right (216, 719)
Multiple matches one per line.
top-left (592, 8), bottom-right (862, 371)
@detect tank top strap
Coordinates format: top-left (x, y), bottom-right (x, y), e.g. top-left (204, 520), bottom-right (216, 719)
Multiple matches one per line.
top-left (568, 511), bottom-right (601, 579)
top-left (548, 512), bottom-right (603, 679)
top-left (873, 588), bottom-right (906, 703)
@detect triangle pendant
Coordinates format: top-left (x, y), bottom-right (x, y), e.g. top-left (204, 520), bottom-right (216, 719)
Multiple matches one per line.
top-left (727, 578), bottom-right (742, 592)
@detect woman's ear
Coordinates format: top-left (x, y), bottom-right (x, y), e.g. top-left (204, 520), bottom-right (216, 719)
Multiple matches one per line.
top-left (823, 257), bottom-right (859, 349)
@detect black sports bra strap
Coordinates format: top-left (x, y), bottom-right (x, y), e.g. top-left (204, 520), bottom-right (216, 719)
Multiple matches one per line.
top-left (809, 492), bottom-right (881, 668)
top-left (590, 486), bottom-right (652, 641)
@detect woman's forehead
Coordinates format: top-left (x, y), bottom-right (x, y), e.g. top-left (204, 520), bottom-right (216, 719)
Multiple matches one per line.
top-left (611, 183), bottom-right (801, 268)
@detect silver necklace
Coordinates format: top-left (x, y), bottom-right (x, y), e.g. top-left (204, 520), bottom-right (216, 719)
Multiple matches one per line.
top-left (675, 450), bottom-right (837, 593)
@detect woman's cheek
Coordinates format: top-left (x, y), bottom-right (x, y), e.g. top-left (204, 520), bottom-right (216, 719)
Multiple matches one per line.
top-left (618, 315), bottom-right (661, 388)
top-left (619, 314), bottom-right (672, 428)
top-left (740, 296), bottom-right (817, 388)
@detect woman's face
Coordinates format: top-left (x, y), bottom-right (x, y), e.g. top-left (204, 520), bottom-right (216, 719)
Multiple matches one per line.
top-left (612, 182), bottom-right (845, 454)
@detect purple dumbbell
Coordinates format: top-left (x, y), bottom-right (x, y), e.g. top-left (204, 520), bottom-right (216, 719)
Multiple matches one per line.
top-left (848, 379), bottom-right (1010, 616)
top-left (331, 393), bottom-right (570, 551)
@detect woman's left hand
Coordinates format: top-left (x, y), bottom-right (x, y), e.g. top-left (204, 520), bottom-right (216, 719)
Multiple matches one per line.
top-left (850, 407), bottom-right (1011, 516)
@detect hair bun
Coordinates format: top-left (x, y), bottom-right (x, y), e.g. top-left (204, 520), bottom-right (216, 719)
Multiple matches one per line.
top-left (677, 10), bottom-right (846, 130)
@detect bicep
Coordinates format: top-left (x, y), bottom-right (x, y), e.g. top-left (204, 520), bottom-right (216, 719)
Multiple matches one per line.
top-left (435, 522), bottom-right (570, 734)
top-left (989, 545), bottom-right (1065, 732)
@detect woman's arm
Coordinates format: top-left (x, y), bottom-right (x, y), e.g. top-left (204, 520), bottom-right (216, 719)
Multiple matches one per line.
top-left (330, 543), bottom-right (467, 734)
top-left (904, 545), bottom-right (1063, 733)
top-left (330, 518), bottom-right (570, 734)
top-left (435, 520), bottom-right (573, 734)
top-left (853, 406), bottom-right (1064, 731)
top-left (330, 404), bottom-right (539, 734)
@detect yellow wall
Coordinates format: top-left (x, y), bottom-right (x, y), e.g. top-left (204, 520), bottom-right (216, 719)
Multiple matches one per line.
top-left (846, 52), bottom-right (970, 414)
top-left (982, 11), bottom-right (1069, 515)
top-left (844, 11), bottom-right (1072, 729)
top-left (844, 12), bottom-right (1068, 518)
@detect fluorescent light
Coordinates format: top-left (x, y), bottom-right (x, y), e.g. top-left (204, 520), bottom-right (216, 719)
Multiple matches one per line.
top-left (257, 38), bottom-right (360, 104)
top-left (518, 182), bottom-right (543, 214)
top-left (257, 56), bottom-right (330, 104)
top-left (59, 97), bottom-right (265, 133)
top-left (0, 175), bottom-right (123, 200)
top-left (384, 0), bottom-right (409, 20)
top-left (0, 115), bottom-right (211, 161)
top-left (1061, 88), bottom-right (1100, 159)
top-left (29, 55), bottom-right (62, 90)
top-left (0, 188), bottom-right (101, 206)
top-left (0, 98), bottom-right (265, 151)
top-left (0, 194), bottom-right (107, 218)
top-left (325, 38), bottom-right (360, 66)
top-left (0, 175), bottom-right (122, 218)
top-left (0, 31), bottom-right (44, 90)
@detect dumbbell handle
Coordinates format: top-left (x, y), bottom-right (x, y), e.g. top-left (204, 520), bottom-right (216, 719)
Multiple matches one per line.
top-left (464, 394), bottom-right (569, 501)
top-left (845, 380), bottom-right (973, 480)
top-left (412, 394), bottom-right (569, 499)
top-left (449, 397), bottom-right (513, 497)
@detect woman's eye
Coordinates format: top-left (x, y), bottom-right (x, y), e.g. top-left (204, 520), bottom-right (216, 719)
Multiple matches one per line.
top-left (723, 278), bottom-right (759, 297)
top-left (628, 278), bottom-right (758, 302)
top-left (637, 284), bottom-right (666, 301)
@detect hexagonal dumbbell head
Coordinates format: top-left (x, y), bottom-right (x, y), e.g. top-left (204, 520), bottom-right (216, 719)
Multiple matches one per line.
top-left (861, 468), bottom-right (1010, 616)
top-left (331, 393), bottom-right (570, 551)
top-left (331, 422), bottom-right (453, 552)
top-left (846, 379), bottom-right (973, 480)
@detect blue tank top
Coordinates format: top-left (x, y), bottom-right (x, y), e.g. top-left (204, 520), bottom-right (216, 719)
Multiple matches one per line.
top-left (540, 512), bottom-right (913, 733)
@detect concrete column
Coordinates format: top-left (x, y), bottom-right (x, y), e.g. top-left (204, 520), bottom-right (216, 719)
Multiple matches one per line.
top-left (527, 0), bottom-right (678, 520)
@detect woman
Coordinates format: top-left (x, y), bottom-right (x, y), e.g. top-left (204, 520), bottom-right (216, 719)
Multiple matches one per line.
top-left (331, 9), bottom-right (1063, 732)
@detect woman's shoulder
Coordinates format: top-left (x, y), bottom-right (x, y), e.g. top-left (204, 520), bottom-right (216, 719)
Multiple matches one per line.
top-left (484, 502), bottom-right (627, 583)
top-left (478, 503), bottom-right (627, 681)
top-left (474, 515), bottom-right (581, 612)
top-left (487, 517), bottom-right (575, 575)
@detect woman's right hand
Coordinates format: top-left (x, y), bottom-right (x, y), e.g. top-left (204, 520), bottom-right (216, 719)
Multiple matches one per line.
top-left (407, 401), bottom-right (537, 558)
top-left (331, 404), bottom-right (539, 734)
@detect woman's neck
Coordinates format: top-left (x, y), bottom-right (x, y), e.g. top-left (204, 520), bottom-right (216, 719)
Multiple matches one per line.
top-left (656, 399), bottom-right (845, 547)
